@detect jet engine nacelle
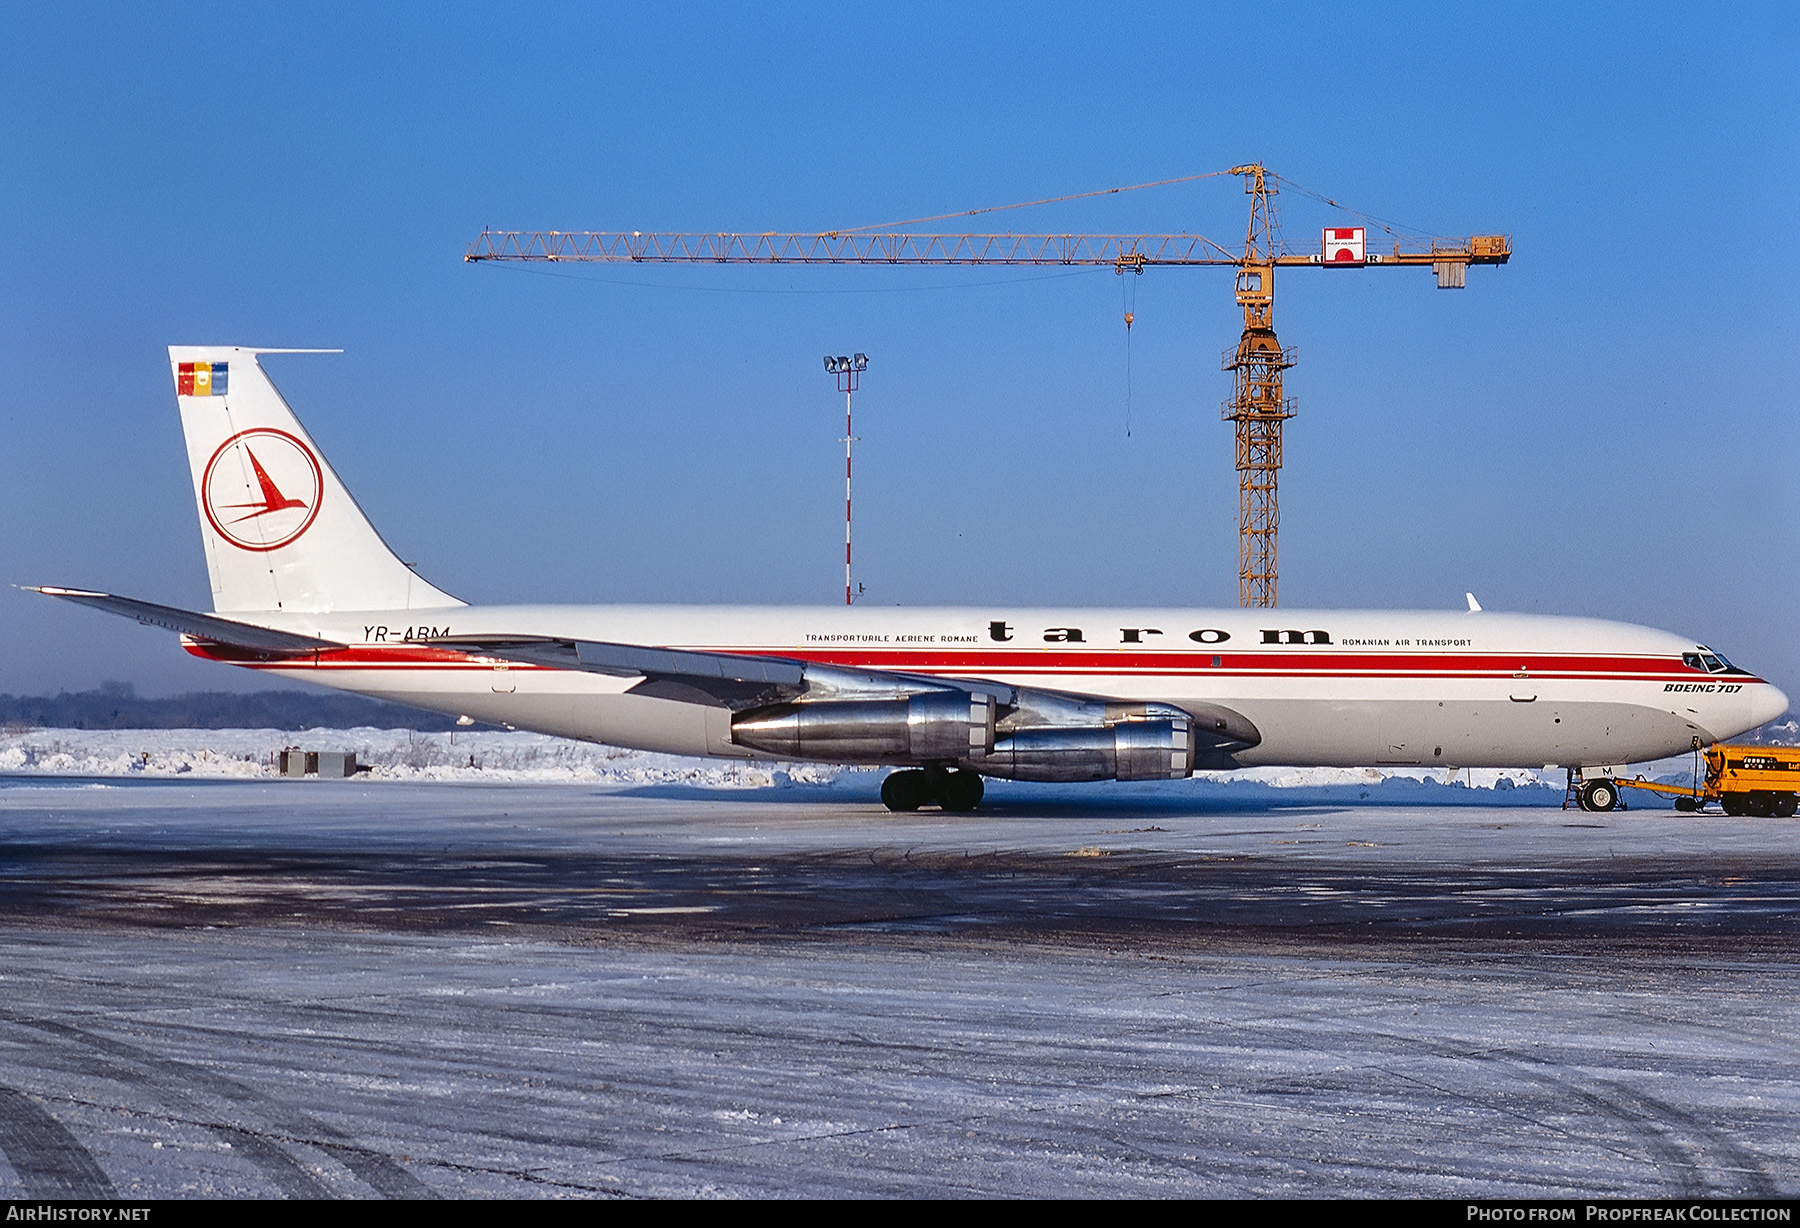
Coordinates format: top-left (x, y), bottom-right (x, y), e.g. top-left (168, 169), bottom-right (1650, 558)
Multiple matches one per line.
top-left (967, 717), bottom-right (1196, 782)
top-left (731, 690), bottom-right (996, 762)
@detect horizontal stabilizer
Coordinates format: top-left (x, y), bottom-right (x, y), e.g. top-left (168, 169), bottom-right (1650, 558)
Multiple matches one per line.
top-left (26, 587), bottom-right (344, 653)
top-left (434, 634), bottom-right (804, 684)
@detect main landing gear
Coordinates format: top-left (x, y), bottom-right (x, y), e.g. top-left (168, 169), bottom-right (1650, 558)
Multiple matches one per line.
top-left (881, 767), bottom-right (985, 813)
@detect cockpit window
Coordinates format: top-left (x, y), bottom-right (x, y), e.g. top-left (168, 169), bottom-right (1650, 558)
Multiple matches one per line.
top-left (1687, 647), bottom-right (1733, 674)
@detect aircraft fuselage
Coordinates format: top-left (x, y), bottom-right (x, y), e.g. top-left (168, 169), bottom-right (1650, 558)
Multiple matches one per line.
top-left (189, 603), bottom-right (1787, 769)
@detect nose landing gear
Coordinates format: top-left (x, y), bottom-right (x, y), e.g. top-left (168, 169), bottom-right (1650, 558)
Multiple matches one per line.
top-left (1577, 779), bottom-right (1619, 812)
top-left (880, 767), bottom-right (985, 812)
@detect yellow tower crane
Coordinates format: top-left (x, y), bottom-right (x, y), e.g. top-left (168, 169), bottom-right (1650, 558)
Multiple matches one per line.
top-left (466, 164), bottom-right (1510, 607)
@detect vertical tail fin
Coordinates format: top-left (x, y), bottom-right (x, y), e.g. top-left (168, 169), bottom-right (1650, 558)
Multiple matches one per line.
top-left (170, 346), bottom-right (463, 614)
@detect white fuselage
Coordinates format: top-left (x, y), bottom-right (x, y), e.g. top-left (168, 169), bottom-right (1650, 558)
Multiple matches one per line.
top-left (189, 604), bottom-right (1789, 769)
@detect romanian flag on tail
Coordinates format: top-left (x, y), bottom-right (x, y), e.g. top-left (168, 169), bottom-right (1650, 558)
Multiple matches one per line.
top-left (176, 362), bottom-right (229, 396)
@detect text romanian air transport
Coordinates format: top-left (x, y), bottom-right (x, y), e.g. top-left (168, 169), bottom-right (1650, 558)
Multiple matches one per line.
top-left (33, 348), bottom-right (1788, 811)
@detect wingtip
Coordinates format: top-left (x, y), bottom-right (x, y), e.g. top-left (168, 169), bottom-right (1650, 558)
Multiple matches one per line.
top-left (22, 585), bottom-right (106, 598)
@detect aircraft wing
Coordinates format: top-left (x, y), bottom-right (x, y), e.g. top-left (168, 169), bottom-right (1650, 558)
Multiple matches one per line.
top-left (433, 633), bottom-right (1258, 749)
top-left (433, 634), bottom-right (1011, 712)
top-left (26, 587), bottom-right (344, 654)
top-left (432, 634), bottom-right (812, 709)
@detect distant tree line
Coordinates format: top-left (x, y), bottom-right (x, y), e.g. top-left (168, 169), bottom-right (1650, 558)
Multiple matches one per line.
top-left (0, 682), bottom-right (476, 731)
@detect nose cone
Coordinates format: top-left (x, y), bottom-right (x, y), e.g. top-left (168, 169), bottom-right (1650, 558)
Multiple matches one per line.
top-left (1750, 682), bottom-right (1791, 730)
top-left (1693, 680), bottom-right (1791, 744)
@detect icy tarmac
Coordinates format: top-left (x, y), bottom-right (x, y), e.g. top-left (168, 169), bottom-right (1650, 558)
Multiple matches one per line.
top-left (1, 776), bottom-right (1797, 1198)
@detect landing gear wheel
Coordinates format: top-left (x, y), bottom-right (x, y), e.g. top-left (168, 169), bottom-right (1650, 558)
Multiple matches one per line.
top-left (935, 770), bottom-right (985, 813)
top-left (1579, 780), bottom-right (1618, 812)
top-left (880, 769), bottom-right (929, 812)
top-left (1674, 796), bottom-right (1699, 813)
top-left (1775, 795), bottom-right (1798, 818)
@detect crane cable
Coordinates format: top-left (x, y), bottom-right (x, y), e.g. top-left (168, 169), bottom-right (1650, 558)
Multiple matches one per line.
top-left (1273, 173), bottom-right (1454, 245)
top-left (831, 170), bottom-right (1234, 235)
top-left (1123, 273), bottom-right (1137, 436)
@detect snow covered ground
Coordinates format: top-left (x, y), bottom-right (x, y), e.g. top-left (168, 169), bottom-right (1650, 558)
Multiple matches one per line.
top-left (2, 778), bottom-right (1798, 1196)
top-left (4, 723), bottom-right (1764, 804)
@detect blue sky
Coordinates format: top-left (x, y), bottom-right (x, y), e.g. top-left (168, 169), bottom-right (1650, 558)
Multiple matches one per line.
top-left (2, 1), bottom-right (1796, 697)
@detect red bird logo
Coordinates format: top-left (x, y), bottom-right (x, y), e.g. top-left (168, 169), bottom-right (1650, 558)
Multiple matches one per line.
top-left (220, 448), bottom-right (309, 522)
top-left (201, 428), bottom-right (324, 552)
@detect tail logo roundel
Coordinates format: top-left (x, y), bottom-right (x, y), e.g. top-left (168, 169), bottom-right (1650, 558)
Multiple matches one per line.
top-left (201, 429), bottom-right (323, 552)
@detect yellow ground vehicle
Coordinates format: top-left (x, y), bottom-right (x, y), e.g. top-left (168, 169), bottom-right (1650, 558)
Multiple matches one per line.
top-left (1579, 745), bottom-right (1800, 816)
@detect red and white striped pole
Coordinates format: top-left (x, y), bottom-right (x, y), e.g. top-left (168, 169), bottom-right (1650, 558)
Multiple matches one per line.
top-left (824, 354), bottom-right (867, 606)
top-left (843, 381), bottom-right (854, 606)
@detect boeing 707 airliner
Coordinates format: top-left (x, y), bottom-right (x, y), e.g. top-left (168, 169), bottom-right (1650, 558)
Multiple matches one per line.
top-left (32, 347), bottom-right (1788, 812)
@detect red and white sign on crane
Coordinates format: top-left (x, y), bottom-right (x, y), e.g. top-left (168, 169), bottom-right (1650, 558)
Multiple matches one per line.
top-left (1323, 226), bottom-right (1366, 265)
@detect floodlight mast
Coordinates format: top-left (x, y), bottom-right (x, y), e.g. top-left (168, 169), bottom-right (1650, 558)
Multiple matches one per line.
top-left (824, 354), bottom-right (868, 606)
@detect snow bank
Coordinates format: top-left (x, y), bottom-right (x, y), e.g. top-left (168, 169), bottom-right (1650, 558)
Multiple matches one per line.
top-left (0, 726), bottom-right (1586, 801)
top-left (0, 727), bottom-right (838, 789)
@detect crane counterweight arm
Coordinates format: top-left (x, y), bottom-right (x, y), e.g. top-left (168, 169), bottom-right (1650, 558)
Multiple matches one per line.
top-left (1272, 234), bottom-right (1511, 269)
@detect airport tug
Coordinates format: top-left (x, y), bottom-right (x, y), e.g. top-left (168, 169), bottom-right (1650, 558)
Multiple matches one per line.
top-left (1574, 744), bottom-right (1800, 816)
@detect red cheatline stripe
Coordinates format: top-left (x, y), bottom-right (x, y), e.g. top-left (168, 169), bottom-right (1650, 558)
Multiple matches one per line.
top-left (184, 642), bottom-right (1710, 672)
top-left (743, 648), bottom-right (1696, 675)
top-left (183, 641), bottom-right (1761, 684)
top-left (197, 643), bottom-right (1689, 669)
top-left (186, 644), bottom-right (1716, 676)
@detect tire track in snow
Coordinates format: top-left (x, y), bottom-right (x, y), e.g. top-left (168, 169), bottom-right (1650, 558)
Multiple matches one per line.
top-left (0, 1011), bottom-right (434, 1199)
top-left (1583, 1078), bottom-right (1778, 1198)
top-left (1355, 1033), bottom-right (1781, 1197)
top-left (0, 1085), bottom-right (115, 1198)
